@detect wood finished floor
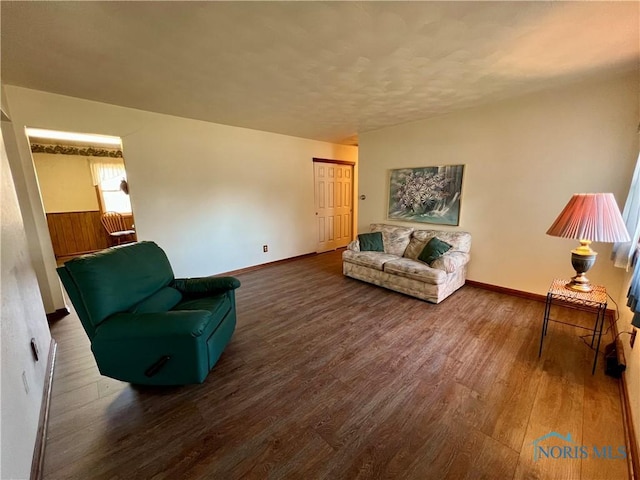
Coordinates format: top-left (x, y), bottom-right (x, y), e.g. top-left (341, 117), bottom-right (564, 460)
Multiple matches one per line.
top-left (44, 250), bottom-right (628, 480)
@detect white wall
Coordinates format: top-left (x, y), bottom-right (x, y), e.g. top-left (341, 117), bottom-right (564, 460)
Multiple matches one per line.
top-left (33, 154), bottom-right (99, 212)
top-left (1, 126), bottom-right (53, 479)
top-left (359, 72), bottom-right (639, 298)
top-left (2, 88), bottom-right (65, 314)
top-left (3, 86), bottom-right (357, 283)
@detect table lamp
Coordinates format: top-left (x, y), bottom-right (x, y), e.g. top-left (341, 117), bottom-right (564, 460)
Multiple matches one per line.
top-left (546, 193), bottom-right (630, 292)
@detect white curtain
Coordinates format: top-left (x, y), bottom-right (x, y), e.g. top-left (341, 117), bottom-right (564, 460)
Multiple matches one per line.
top-left (89, 157), bottom-right (126, 186)
top-left (612, 151), bottom-right (640, 270)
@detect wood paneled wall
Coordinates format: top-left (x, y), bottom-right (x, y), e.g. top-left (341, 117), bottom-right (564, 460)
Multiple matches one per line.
top-left (46, 211), bottom-right (135, 258)
top-left (47, 211), bottom-right (108, 257)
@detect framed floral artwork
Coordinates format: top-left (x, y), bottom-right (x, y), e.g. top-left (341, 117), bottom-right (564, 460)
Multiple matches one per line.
top-left (388, 165), bottom-right (464, 225)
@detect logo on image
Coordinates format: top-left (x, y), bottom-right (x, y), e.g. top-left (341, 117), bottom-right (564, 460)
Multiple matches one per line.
top-left (531, 432), bottom-right (626, 462)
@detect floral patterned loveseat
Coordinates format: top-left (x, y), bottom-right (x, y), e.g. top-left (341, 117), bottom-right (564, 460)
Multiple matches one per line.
top-left (342, 224), bottom-right (471, 304)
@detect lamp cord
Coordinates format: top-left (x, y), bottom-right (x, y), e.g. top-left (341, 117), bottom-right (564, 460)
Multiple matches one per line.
top-left (577, 293), bottom-right (633, 354)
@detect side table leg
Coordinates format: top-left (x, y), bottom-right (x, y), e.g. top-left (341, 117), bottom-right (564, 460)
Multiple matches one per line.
top-left (543, 295), bottom-right (552, 336)
top-left (539, 295), bottom-right (552, 358)
top-left (591, 306), bottom-right (606, 375)
top-left (590, 312), bottom-right (600, 348)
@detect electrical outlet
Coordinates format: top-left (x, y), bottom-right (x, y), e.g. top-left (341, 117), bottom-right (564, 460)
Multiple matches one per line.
top-left (631, 329), bottom-right (637, 349)
top-left (263, 245), bottom-right (268, 253)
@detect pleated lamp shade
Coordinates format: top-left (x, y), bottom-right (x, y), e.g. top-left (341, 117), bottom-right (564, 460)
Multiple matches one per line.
top-left (546, 193), bottom-right (630, 243)
top-left (547, 193), bottom-right (630, 292)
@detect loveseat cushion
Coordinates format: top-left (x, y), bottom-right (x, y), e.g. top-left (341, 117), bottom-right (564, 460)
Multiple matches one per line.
top-left (404, 230), bottom-right (471, 259)
top-left (370, 224), bottom-right (414, 256)
top-left (131, 287), bottom-right (183, 314)
top-left (342, 250), bottom-right (399, 271)
top-left (383, 258), bottom-right (446, 285)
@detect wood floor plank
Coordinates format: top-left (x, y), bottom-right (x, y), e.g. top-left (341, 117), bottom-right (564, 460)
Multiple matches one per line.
top-left (581, 367), bottom-right (628, 480)
top-left (448, 426), bottom-right (520, 480)
top-left (43, 250), bottom-right (628, 479)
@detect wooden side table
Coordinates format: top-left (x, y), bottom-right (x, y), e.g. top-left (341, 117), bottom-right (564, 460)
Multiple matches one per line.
top-left (538, 279), bottom-right (608, 374)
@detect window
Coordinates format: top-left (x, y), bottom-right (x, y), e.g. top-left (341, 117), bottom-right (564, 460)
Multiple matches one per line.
top-left (98, 176), bottom-right (131, 213)
top-left (612, 152), bottom-right (640, 270)
top-left (88, 157), bottom-right (131, 214)
top-left (614, 152), bottom-right (640, 326)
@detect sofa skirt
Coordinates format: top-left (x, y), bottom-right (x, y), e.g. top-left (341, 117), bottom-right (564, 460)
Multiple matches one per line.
top-left (343, 261), bottom-right (466, 304)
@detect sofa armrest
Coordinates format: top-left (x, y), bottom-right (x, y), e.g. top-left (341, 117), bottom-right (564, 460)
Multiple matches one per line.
top-left (347, 239), bottom-right (360, 252)
top-left (430, 251), bottom-right (470, 273)
top-left (95, 310), bottom-right (213, 340)
top-left (172, 276), bottom-right (241, 297)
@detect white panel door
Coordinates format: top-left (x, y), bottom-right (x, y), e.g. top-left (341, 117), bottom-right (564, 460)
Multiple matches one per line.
top-left (314, 161), bottom-right (353, 252)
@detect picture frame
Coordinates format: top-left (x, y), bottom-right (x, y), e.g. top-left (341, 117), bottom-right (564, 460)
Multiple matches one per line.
top-left (388, 164), bottom-right (464, 226)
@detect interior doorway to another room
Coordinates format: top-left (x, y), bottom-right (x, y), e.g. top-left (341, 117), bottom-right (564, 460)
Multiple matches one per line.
top-left (27, 128), bottom-right (136, 264)
top-left (313, 158), bottom-right (355, 253)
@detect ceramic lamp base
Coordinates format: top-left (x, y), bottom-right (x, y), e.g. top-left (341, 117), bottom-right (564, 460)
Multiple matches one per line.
top-left (566, 249), bottom-right (597, 293)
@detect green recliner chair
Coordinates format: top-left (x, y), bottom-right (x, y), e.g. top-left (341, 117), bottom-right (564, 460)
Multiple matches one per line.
top-left (57, 241), bottom-right (240, 385)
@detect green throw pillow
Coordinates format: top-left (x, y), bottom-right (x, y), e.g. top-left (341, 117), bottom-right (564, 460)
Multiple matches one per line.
top-left (418, 237), bottom-right (452, 265)
top-left (358, 232), bottom-right (384, 252)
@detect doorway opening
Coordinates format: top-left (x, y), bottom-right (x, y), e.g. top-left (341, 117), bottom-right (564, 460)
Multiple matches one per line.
top-left (27, 128), bottom-right (136, 264)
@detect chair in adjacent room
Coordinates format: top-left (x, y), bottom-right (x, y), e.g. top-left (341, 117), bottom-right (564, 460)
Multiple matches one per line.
top-left (100, 211), bottom-right (136, 245)
top-left (57, 241), bottom-right (241, 385)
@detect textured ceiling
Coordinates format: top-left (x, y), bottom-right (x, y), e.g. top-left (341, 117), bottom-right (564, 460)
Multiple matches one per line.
top-left (1, 1), bottom-right (638, 145)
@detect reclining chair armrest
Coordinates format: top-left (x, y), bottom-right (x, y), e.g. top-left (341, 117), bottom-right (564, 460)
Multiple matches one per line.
top-left (95, 310), bottom-right (213, 340)
top-left (172, 276), bottom-right (241, 297)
